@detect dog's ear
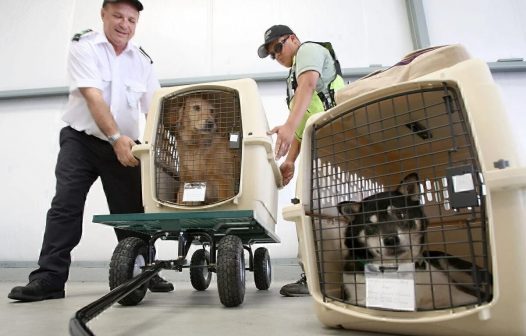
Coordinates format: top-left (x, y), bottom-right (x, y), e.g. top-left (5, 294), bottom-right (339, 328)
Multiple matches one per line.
top-left (397, 173), bottom-right (421, 202)
top-left (162, 102), bottom-right (182, 129)
top-left (337, 201), bottom-right (361, 222)
top-left (174, 98), bottom-right (187, 128)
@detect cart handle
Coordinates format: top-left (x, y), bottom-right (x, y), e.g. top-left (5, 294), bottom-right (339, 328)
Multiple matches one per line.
top-left (68, 262), bottom-right (165, 336)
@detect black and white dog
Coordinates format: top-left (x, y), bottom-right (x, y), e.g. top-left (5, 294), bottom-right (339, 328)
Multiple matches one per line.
top-left (337, 173), bottom-right (491, 310)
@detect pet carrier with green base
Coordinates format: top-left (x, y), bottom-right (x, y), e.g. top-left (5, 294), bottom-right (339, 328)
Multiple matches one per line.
top-left (283, 50), bottom-right (526, 335)
top-left (69, 79), bottom-right (282, 336)
top-left (134, 78), bottom-right (281, 231)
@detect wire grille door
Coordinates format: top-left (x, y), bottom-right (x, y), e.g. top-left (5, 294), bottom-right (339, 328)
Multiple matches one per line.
top-left (309, 83), bottom-right (492, 311)
top-left (153, 89), bottom-right (242, 206)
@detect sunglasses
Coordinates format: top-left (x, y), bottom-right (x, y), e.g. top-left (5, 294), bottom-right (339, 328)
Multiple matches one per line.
top-left (269, 35), bottom-right (290, 60)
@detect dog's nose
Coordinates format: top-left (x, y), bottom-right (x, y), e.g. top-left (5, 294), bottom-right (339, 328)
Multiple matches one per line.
top-left (205, 119), bottom-right (215, 131)
top-left (383, 235), bottom-right (400, 247)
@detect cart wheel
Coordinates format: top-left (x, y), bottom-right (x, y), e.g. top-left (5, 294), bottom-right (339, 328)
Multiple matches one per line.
top-left (190, 248), bottom-right (212, 291)
top-left (217, 235), bottom-right (245, 307)
top-left (109, 237), bottom-right (148, 306)
top-left (253, 247), bottom-right (271, 290)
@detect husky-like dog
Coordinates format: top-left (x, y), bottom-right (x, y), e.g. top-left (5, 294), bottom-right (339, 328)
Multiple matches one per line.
top-left (337, 173), bottom-right (491, 310)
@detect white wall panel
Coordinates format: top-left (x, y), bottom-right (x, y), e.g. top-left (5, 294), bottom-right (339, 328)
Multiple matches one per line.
top-left (0, 1), bottom-right (75, 90)
top-left (423, 0), bottom-right (526, 61)
top-left (0, 0), bottom-right (412, 91)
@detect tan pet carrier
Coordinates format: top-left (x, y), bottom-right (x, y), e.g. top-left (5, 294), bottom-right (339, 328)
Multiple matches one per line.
top-left (133, 78), bottom-right (282, 232)
top-left (283, 48), bottom-right (526, 335)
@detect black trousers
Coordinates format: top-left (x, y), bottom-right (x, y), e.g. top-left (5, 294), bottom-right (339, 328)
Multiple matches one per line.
top-left (29, 126), bottom-right (149, 287)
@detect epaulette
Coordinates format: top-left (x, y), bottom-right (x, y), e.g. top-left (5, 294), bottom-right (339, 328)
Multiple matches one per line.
top-left (139, 46), bottom-right (153, 64)
top-left (72, 29), bottom-right (93, 42)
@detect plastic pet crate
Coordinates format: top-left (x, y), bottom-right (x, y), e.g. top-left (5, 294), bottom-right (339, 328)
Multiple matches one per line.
top-left (283, 57), bottom-right (526, 335)
top-left (133, 78), bottom-right (282, 233)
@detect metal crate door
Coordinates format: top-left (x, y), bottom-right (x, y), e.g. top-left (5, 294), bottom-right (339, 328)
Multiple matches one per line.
top-left (309, 83), bottom-right (492, 312)
top-left (153, 89), bottom-right (242, 206)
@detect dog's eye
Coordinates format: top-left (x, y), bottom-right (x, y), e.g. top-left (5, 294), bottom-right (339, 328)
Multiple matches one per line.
top-left (192, 105), bottom-right (201, 112)
top-left (392, 209), bottom-right (405, 219)
top-left (365, 225), bottom-right (377, 235)
top-left (401, 220), bottom-right (416, 230)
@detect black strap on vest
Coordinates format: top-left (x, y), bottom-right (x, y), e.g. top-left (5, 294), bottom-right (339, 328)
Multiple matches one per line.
top-left (286, 41), bottom-right (342, 110)
top-left (309, 41), bottom-right (342, 77)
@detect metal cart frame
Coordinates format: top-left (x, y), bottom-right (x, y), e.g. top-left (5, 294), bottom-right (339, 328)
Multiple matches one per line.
top-left (69, 210), bottom-right (279, 336)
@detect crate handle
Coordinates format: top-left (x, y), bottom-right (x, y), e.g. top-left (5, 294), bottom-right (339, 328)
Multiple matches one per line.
top-left (131, 143), bottom-right (151, 155)
top-left (485, 167), bottom-right (526, 191)
top-left (244, 136), bottom-right (284, 188)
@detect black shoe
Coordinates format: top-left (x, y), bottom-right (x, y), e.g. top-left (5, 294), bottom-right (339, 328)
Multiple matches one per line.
top-left (8, 279), bottom-right (65, 302)
top-left (280, 273), bottom-right (310, 297)
top-left (148, 275), bottom-right (174, 292)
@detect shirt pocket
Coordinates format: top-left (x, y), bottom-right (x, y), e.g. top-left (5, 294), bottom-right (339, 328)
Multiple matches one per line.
top-left (125, 81), bottom-right (147, 111)
top-left (99, 70), bottom-right (112, 91)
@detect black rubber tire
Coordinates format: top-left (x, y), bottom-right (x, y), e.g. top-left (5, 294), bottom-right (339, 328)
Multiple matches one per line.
top-left (253, 247), bottom-right (272, 290)
top-left (190, 249), bottom-right (212, 291)
top-left (217, 235), bottom-right (245, 307)
top-left (109, 237), bottom-right (148, 306)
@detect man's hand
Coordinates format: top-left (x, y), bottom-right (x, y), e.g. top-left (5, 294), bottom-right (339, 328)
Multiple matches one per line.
top-left (267, 123), bottom-right (295, 160)
top-left (112, 135), bottom-right (139, 167)
top-left (267, 70), bottom-right (319, 160)
top-left (280, 160), bottom-right (295, 186)
top-left (79, 87), bottom-right (138, 167)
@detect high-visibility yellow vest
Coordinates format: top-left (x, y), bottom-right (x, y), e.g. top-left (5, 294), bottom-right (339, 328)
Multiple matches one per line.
top-left (286, 41), bottom-right (345, 140)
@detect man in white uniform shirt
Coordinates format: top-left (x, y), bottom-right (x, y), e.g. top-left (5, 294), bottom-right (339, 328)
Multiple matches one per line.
top-left (8, 0), bottom-right (173, 302)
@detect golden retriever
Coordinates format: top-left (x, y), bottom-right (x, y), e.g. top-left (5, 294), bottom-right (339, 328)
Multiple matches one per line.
top-left (163, 94), bottom-right (238, 205)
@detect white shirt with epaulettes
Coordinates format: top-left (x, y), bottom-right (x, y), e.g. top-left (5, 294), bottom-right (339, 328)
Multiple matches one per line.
top-left (62, 29), bottom-right (160, 142)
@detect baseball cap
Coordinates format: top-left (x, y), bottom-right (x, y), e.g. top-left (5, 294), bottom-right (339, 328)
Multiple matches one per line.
top-left (257, 25), bottom-right (294, 58)
top-left (103, 0), bottom-right (144, 11)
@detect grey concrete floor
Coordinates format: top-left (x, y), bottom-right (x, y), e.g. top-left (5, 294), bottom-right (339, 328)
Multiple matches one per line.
top-left (1, 263), bottom-right (389, 336)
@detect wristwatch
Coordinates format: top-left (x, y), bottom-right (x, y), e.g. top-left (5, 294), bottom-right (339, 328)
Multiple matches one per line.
top-left (107, 132), bottom-right (121, 145)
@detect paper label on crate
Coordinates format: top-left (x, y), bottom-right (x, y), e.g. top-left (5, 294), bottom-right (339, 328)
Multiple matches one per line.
top-left (365, 263), bottom-right (416, 311)
top-left (183, 182), bottom-right (206, 202)
top-left (229, 132), bottom-right (240, 149)
top-left (452, 173), bottom-right (474, 193)
top-left (229, 133), bottom-right (239, 143)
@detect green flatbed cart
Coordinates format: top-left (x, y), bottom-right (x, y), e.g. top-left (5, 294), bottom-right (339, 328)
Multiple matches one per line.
top-left (69, 210), bottom-right (280, 336)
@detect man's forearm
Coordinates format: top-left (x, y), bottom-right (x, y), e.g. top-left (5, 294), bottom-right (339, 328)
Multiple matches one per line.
top-left (285, 138), bottom-right (301, 164)
top-left (287, 86), bottom-right (312, 130)
top-left (286, 71), bottom-right (318, 131)
top-left (79, 87), bottom-right (119, 137)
